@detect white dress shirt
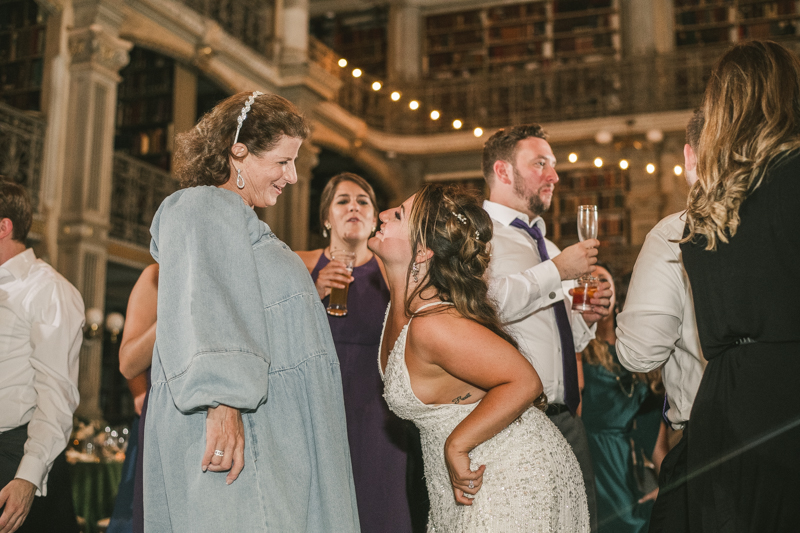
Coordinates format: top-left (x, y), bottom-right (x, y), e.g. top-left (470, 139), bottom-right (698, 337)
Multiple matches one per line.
top-left (616, 212), bottom-right (706, 429)
top-left (0, 248), bottom-right (84, 495)
top-left (484, 200), bottom-right (595, 405)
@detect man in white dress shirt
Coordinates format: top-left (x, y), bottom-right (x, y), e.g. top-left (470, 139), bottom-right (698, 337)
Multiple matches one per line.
top-left (0, 181), bottom-right (84, 533)
top-left (482, 124), bottom-right (611, 532)
top-left (616, 110), bottom-right (706, 533)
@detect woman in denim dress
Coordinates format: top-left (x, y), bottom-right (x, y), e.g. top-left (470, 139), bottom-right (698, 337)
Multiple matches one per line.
top-left (144, 92), bottom-right (359, 532)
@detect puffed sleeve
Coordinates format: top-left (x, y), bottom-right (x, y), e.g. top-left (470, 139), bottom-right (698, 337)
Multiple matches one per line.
top-left (150, 186), bottom-right (270, 413)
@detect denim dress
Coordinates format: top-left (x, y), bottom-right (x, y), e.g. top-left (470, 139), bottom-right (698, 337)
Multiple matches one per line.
top-left (144, 186), bottom-right (359, 532)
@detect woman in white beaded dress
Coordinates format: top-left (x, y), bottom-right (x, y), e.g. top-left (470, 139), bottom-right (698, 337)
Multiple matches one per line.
top-left (371, 184), bottom-right (589, 532)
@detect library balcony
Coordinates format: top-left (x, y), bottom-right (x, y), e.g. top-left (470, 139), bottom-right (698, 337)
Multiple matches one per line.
top-left (0, 101), bottom-right (45, 215)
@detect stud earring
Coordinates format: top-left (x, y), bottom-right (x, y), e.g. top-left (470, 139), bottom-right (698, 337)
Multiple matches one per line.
top-left (411, 262), bottom-right (420, 283)
top-left (236, 167), bottom-right (245, 189)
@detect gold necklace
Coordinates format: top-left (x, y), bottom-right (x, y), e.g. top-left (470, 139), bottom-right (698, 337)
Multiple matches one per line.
top-left (615, 375), bottom-right (636, 398)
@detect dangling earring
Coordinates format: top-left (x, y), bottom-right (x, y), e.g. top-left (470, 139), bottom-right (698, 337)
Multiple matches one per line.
top-left (236, 167), bottom-right (245, 189)
top-left (411, 262), bottom-right (420, 283)
top-left (323, 222), bottom-right (331, 238)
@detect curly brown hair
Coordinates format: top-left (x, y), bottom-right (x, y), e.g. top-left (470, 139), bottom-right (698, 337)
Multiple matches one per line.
top-left (684, 40), bottom-right (800, 250)
top-left (172, 92), bottom-right (310, 188)
top-left (404, 184), bottom-right (506, 338)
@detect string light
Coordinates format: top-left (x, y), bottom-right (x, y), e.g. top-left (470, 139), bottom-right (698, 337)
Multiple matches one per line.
top-left (646, 163), bottom-right (656, 174)
top-left (619, 159), bottom-right (629, 170)
top-left (409, 100), bottom-right (419, 110)
top-left (371, 81), bottom-right (382, 91)
top-left (674, 165), bottom-right (683, 175)
top-left (594, 157), bottom-right (603, 168)
top-left (430, 110), bottom-right (440, 120)
top-left (338, 58), bottom-right (347, 67)
top-left (568, 153), bottom-right (578, 163)
top-left (473, 127), bottom-right (483, 137)
top-left (390, 91), bottom-right (401, 101)
top-left (453, 119), bottom-right (463, 129)
top-left (352, 68), bottom-right (362, 78)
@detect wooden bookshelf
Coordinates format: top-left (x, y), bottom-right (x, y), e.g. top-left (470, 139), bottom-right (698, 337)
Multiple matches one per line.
top-left (115, 48), bottom-right (175, 171)
top-left (424, 0), bottom-right (620, 79)
top-left (0, 0), bottom-right (47, 111)
top-left (674, 0), bottom-right (800, 47)
top-left (310, 8), bottom-right (388, 78)
top-left (545, 165), bottom-right (629, 248)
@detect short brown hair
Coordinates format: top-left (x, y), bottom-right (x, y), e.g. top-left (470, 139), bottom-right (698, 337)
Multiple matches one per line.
top-left (685, 108), bottom-right (704, 151)
top-left (173, 92), bottom-right (310, 188)
top-left (0, 180), bottom-right (33, 242)
top-left (482, 124), bottom-right (548, 184)
top-left (319, 172), bottom-right (379, 234)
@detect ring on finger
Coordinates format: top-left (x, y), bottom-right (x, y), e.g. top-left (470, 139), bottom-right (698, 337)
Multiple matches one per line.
top-left (214, 450), bottom-right (224, 457)
top-left (468, 480), bottom-right (474, 489)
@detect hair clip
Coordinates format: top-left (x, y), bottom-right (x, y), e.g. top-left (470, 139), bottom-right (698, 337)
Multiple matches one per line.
top-left (233, 91), bottom-right (264, 145)
top-left (475, 230), bottom-right (480, 239)
top-left (451, 212), bottom-right (467, 225)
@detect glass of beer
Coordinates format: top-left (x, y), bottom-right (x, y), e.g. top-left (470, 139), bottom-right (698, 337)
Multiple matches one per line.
top-left (572, 205), bottom-right (599, 312)
top-left (327, 249), bottom-right (356, 317)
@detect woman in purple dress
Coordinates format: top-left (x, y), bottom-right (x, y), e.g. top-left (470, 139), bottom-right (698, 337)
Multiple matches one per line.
top-left (298, 173), bottom-right (420, 532)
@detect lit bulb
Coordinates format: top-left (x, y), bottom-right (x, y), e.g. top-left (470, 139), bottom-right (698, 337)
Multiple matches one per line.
top-left (568, 153), bottom-right (578, 163)
top-left (619, 159), bottom-right (629, 170)
top-left (430, 110), bottom-right (440, 120)
top-left (371, 81), bottom-right (382, 91)
top-left (594, 157), bottom-right (603, 168)
top-left (352, 68), bottom-right (362, 78)
top-left (409, 100), bottom-right (419, 110)
top-left (473, 127), bottom-right (483, 137)
top-left (674, 165), bottom-right (683, 176)
top-left (646, 163), bottom-right (656, 174)
top-left (338, 58), bottom-right (347, 68)
top-left (453, 119), bottom-right (463, 129)
top-left (390, 91), bottom-right (401, 101)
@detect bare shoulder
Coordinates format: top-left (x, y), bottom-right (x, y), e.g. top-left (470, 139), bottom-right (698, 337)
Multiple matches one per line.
top-left (295, 249), bottom-right (324, 272)
top-left (408, 307), bottom-right (505, 355)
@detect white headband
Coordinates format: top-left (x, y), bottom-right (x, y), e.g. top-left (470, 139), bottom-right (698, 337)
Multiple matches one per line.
top-left (232, 91), bottom-right (263, 145)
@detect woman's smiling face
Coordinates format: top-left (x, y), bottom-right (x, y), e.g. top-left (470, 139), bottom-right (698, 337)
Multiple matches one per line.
top-left (326, 180), bottom-right (376, 243)
top-left (240, 135), bottom-right (303, 208)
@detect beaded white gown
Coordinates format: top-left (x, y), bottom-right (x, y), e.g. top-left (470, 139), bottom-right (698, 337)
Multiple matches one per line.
top-left (379, 304), bottom-right (590, 532)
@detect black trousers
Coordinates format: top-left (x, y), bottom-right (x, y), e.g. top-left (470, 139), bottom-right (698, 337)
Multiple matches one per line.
top-left (648, 424), bottom-right (689, 533)
top-left (0, 424), bottom-right (79, 533)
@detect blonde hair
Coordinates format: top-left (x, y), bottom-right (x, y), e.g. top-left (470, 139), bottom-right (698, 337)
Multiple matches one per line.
top-left (684, 40), bottom-right (800, 250)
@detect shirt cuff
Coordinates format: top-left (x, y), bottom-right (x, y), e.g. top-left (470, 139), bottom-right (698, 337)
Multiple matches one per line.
top-left (535, 260), bottom-right (564, 305)
top-left (15, 454), bottom-right (47, 496)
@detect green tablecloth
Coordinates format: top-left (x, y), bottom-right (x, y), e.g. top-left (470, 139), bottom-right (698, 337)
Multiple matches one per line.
top-left (69, 461), bottom-right (123, 533)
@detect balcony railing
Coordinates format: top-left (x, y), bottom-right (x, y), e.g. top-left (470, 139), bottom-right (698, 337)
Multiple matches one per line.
top-left (330, 41), bottom-right (800, 134)
top-left (176, 0), bottom-right (274, 57)
top-left (0, 102), bottom-right (45, 212)
top-left (110, 152), bottom-right (178, 247)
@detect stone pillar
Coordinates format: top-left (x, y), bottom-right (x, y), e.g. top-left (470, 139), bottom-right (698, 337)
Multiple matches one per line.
top-left (621, 0), bottom-right (675, 57)
top-left (58, 0), bottom-right (131, 419)
top-left (387, 2), bottom-right (421, 82)
top-left (281, 0), bottom-right (309, 66)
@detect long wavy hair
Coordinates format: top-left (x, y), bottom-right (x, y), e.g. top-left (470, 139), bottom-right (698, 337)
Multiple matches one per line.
top-left (406, 184), bottom-right (547, 409)
top-left (172, 92), bottom-right (310, 188)
top-left (684, 40), bottom-right (800, 250)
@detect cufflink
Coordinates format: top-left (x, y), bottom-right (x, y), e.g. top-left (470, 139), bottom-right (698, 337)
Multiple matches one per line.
top-left (549, 291), bottom-right (556, 299)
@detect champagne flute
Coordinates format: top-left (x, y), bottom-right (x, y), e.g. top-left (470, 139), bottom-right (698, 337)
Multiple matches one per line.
top-left (572, 205), bottom-right (598, 312)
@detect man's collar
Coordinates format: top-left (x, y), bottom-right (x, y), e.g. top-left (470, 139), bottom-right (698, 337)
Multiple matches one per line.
top-left (483, 200), bottom-right (547, 237)
top-left (0, 248), bottom-right (36, 281)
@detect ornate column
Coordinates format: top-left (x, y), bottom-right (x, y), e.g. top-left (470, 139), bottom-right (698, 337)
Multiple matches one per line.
top-left (387, 2), bottom-right (421, 82)
top-left (280, 0), bottom-right (309, 66)
top-left (58, 0), bottom-right (131, 419)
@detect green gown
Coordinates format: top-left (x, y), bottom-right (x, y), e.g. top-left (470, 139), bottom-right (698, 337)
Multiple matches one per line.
top-left (581, 343), bottom-right (659, 533)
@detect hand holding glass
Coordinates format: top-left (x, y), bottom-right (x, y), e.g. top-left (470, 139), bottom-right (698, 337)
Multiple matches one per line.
top-left (572, 205), bottom-right (598, 312)
top-left (327, 250), bottom-right (356, 316)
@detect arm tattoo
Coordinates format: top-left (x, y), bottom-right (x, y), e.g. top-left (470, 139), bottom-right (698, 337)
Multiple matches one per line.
top-left (452, 392), bottom-right (472, 404)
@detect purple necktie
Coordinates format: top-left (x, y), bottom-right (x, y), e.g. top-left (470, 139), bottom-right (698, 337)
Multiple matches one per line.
top-left (509, 218), bottom-right (580, 414)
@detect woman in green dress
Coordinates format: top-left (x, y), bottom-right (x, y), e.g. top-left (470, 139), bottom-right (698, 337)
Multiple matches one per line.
top-left (580, 265), bottom-right (666, 533)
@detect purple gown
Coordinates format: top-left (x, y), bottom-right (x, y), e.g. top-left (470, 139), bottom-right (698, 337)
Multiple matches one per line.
top-left (312, 253), bottom-right (413, 533)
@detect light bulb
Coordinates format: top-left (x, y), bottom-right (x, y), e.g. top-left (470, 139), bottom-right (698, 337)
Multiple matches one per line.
top-left (409, 100), bottom-right (419, 110)
top-left (473, 127), bottom-right (483, 137)
top-left (594, 157), bottom-right (603, 168)
top-left (371, 81), bottom-right (382, 91)
top-left (453, 119), bottom-right (463, 129)
top-left (619, 159), bottom-right (629, 170)
top-left (430, 110), bottom-right (440, 120)
top-left (338, 58), bottom-right (347, 68)
top-left (568, 153), bottom-right (578, 163)
top-left (646, 163), bottom-right (656, 174)
top-left (352, 68), bottom-right (362, 78)
top-left (390, 91), bottom-right (401, 101)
